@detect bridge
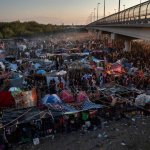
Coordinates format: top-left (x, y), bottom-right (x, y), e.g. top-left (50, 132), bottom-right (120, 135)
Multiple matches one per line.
top-left (86, 1), bottom-right (150, 51)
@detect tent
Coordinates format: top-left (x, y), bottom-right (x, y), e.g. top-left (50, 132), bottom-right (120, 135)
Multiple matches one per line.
top-left (9, 87), bottom-right (21, 92)
top-left (111, 63), bottom-right (123, 73)
top-left (9, 87), bottom-right (22, 96)
top-left (0, 91), bottom-right (15, 108)
top-left (135, 94), bottom-right (150, 106)
top-left (36, 69), bottom-right (46, 75)
top-left (81, 100), bottom-right (103, 110)
top-left (56, 70), bottom-right (67, 76)
top-left (17, 44), bottom-right (27, 51)
top-left (34, 63), bottom-right (41, 69)
top-left (77, 91), bottom-right (89, 103)
top-left (10, 63), bottom-right (18, 71)
top-left (42, 94), bottom-right (61, 104)
top-left (13, 88), bottom-right (37, 109)
top-left (60, 90), bottom-right (74, 103)
top-left (9, 73), bottom-right (23, 88)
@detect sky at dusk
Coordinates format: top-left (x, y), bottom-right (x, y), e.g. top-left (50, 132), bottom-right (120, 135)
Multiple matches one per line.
top-left (0, 0), bottom-right (148, 25)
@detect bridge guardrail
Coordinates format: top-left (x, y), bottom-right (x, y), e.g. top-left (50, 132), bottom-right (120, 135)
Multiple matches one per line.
top-left (88, 1), bottom-right (150, 26)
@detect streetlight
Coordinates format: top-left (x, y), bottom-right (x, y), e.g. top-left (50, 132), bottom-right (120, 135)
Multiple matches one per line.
top-left (94, 8), bottom-right (96, 21)
top-left (97, 3), bottom-right (100, 20)
top-left (114, 9), bottom-right (116, 13)
top-left (91, 12), bottom-right (94, 22)
top-left (104, 0), bottom-right (106, 18)
top-left (118, 0), bottom-right (121, 21)
top-left (123, 5), bottom-right (125, 10)
top-left (118, 0), bottom-right (121, 13)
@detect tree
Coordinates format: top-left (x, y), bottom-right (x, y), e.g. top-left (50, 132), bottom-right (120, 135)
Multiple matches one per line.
top-left (2, 27), bottom-right (14, 38)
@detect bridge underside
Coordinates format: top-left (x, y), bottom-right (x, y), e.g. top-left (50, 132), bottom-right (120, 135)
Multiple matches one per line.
top-left (87, 26), bottom-right (150, 40)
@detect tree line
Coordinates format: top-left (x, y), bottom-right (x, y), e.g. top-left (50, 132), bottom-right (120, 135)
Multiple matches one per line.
top-left (0, 21), bottom-right (65, 39)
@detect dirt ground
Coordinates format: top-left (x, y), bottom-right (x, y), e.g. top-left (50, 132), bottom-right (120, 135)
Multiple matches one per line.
top-left (13, 116), bottom-right (150, 150)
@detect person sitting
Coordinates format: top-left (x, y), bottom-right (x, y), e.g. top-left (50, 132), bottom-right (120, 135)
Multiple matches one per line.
top-left (49, 79), bottom-right (56, 94)
top-left (57, 79), bottom-right (64, 93)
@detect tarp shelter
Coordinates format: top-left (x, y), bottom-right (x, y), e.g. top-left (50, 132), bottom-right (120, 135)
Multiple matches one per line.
top-left (56, 70), bottom-right (67, 76)
top-left (42, 94), bottom-right (63, 111)
top-left (36, 70), bottom-right (46, 75)
top-left (34, 63), bottom-right (41, 69)
top-left (46, 76), bottom-right (65, 88)
top-left (60, 90), bottom-right (74, 103)
top-left (42, 94), bottom-right (61, 104)
top-left (13, 88), bottom-right (37, 109)
top-left (61, 103), bottom-right (78, 114)
top-left (0, 49), bottom-right (6, 59)
top-left (77, 91), bottom-right (88, 103)
top-left (17, 44), bottom-right (27, 51)
top-left (9, 87), bottom-right (22, 96)
top-left (0, 91), bottom-right (15, 108)
top-left (135, 94), bottom-right (150, 106)
top-left (10, 63), bottom-right (18, 71)
top-left (111, 63), bottom-right (123, 73)
top-left (81, 100), bottom-right (103, 110)
top-left (9, 73), bottom-right (23, 88)
top-left (0, 62), bottom-right (5, 70)
top-left (0, 72), bottom-right (11, 79)
top-left (2, 107), bottom-right (41, 126)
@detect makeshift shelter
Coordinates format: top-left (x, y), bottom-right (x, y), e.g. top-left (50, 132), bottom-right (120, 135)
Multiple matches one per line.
top-left (13, 88), bottom-right (37, 109)
top-left (106, 63), bottom-right (124, 75)
top-left (9, 87), bottom-right (22, 96)
top-left (0, 50), bottom-right (6, 60)
top-left (0, 91), bottom-right (15, 108)
top-left (60, 90), bottom-right (74, 103)
top-left (34, 63), bottom-right (41, 69)
top-left (135, 94), bottom-right (150, 106)
top-left (81, 100), bottom-right (103, 110)
top-left (36, 70), bottom-right (46, 75)
top-left (17, 44), bottom-right (27, 51)
top-left (42, 94), bottom-right (61, 105)
top-left (9, 63), bottom-right (18, 71)
top-left (77, 91), bottom-right (89, 103)
top-left (9, 73), bottom-right (23, 88)
top-left (56, 70), bottom-right (67, 76)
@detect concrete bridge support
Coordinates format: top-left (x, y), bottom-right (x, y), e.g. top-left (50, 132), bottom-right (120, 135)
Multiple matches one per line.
top-left (124, 40), bottom-right (131, 51)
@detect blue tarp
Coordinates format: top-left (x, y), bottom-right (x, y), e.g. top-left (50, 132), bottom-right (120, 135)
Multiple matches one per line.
top-left (36, 69), bottom-right (46, 75)
top-left (81, 101), bottom-right (103, 110)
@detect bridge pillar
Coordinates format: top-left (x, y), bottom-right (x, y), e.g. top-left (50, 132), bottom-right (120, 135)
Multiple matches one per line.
top-left (111, 33), bottom-right (116, 40)
top-left (96, 31), bottom-right (103, 40)
top-left (110, 33), bottom-right (117, 47)
top-left (124, 40), bottom-right (131, 51)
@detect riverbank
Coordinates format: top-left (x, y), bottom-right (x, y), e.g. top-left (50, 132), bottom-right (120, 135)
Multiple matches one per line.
top-left (13, 116), bottom-right (150, 150)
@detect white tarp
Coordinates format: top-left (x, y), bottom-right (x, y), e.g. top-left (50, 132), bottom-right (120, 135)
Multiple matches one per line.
top-left (135, 94), bottom-right (150, 106)
top-left (17, 45), bottom-right (27, 51)
top-left (10, 63), bottom-right (18, 71)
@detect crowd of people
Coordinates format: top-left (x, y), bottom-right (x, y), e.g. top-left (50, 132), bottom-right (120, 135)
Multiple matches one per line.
top-left (0, 33), bottom-right (150, 149)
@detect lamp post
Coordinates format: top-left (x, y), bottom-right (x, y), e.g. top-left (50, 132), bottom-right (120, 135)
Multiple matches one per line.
top-left (104, 0), bottom-right (106, 17)
top-left (114, 9), bottom-right (116, 13)
top-left (97, 3), bottom-right (100, 20)
top-left (118, 0), bottom-right (121, 21)
top-left (118, 0), bottom-right (121, 13)
top-left (123, 5), bottom-right (125, 10)
top-left (94, 8), bottom-right (96, 21)
top-left (91, 12), bottom-right (93, 22)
